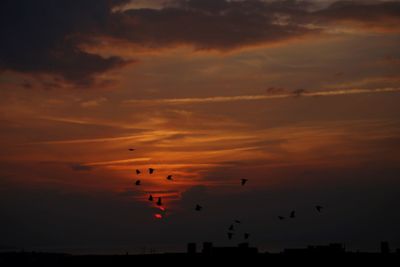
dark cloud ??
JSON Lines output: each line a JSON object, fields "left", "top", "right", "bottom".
{"left": 1, "top": 160, "right": 400, "bottom": 252}
{"left": 0, "top": 0, "right": 129, "bottom": 86}
{"left": 118, "top": 188, "right": 179, "bottom": 197}
{"left": 0, "top": 187, "right": 156, "bottom": 250}
{"left": 314, "top": 1, "right": 400, "bottom": 25}
{"left": 106, "top": 0, "right": 400, "bottom": 51}
{"left": 172, "top": 164, "right": 400, "bottom": 251}
{"left": 69, "top": 163, "right": 93, "bottom": 171}
{"left": 1, "top": 0, "right": 399, "bottom": 85}
{"left": 110, "top": 0, "right": 317, "bottom": 50}
{"left": 117, "top": 188, "right": 142, "bottom": 197}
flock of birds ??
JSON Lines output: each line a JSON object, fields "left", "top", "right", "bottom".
{"left": 278, "top": 205, "right": 323, "bottom": 220}
{"left": 128, "top": 148, "right": 324, "bottom": 241}
{"left": 133, "top": 166, "right": 194, "bottom": 209}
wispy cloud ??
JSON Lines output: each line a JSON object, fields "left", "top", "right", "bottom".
{"left": 28, "top": 130, "right": 189, "bottom": 145}
{"left": 85, "top": 158, "right": 151, "bottom": 166}
{"left": 69, "top": 163, "right": 93, "bottom": 171}
{"left": 38, "top": 116, "right": 140, "bottom": 129}
{"left": 80, "top": 97, "right": 108, "bottom": 108}
{"left": 124, "top": 87, "right": 400, "bottom": 105}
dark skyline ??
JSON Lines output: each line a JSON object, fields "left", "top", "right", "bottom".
{"left": 1, "top": 0, "right": 400, "bottom": 254}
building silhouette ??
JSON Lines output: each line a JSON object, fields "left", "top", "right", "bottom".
{"left": 283, "top": 243, "right": 345, "bottom": 255}
{"left": 189, "top": 242, "right": 258, "bottom": 255}
{"left": 1, "top": 240, "right": 400, "bottom": 265}
{"left": 381, "top": 241, "right": 390, "bottom": 254}
{"left": 187, "top": 243, "right": 196, "bottom": 254}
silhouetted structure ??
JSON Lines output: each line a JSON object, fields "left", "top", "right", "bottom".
{"left": 227, "top": 232, "right": 234, "bottom": 240}
{"left": 196, "top": 242, "right": 257, "bottom": 256}
{"left": 290, "top": 210, "right": 295, "bottom": 218}
{"left": 284, "top": 243, "right": 345, "bottom": 255}
{"left": 187, "top": 243, "right": 196, "bottom": 254}
{"left": 202, "top": 242, "right": 213, "bottom": 254}
{"left": 2, "top": 241, "right": 400, "bottom": 266}
{"left": 381, "top": 241, "right": 390, "bottom": 254}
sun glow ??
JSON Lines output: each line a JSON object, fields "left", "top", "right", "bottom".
{"left": 159, "top": 206, "right": 166, "bottom": 212}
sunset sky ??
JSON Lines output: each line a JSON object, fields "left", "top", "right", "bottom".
{"left": 1, "top": 0, "right": 400, "bottom": 253}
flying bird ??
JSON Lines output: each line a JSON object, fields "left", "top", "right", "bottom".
{"left": 316, "top": 205, "right": 323, "bottom": 213}
{"left": 148, "top": 195, "right": 153, "bottom": 201}
{"left": 227, "top": 232, "right": 234, "bottom": 240}
{"left": 156, "top": 197, "right": 162, "bottom": 206}
{"left": 244, "top": 233, "right": 250, "bottom": 240}
{"left": 278, "top": 216, "right": 285, "bottom": 220}
{"left": 166, "top": 175, "right": 173, "bottom": 181}
{"left": 241, "top": 179, "right": 248, "bottom": 186}
{"left": 128, "top": 148, "right": 135, "bottom": 151}
{"left": 228, "top": 224, "right": 234, "bottom": 231}
{"left": 234, "top": 220, "right": 241, "bottom": 224}
{"left": 149, "top": 168, "right": 155, "bottom": 174}
{"left": 290, "top": 210, "right": 296, "bottom": 218}
{"left": 136, "top": 169, "right": 141, "bottom": 175}
{"left": 195, "top": 204, "right": 202, "bottom": 211}
{"left": 135, "top": 180, "right": 141, "bottom": 186}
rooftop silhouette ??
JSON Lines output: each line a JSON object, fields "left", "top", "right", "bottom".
{"left": 1, "top": 241, "right": 400, "bottom": 265}
{"left": 2, "top": 241, "right": 400, "bottom": 266}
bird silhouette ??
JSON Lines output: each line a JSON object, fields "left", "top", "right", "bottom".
{"left": 241, "top": 179, "right": 248, "bottom": 186}
{"left": 128, "top": 148, "right": 135, "bottom": 151}
{"left": 228, "top": 224, "right": 234, "bottom": 231}
{"left": 136, "top": 169, "right": 141, "bottom": 175}
{"left": 278, "top": 216, "right": 285, "bottom": 220}
{"left": 156, "top": 197, "right": 162, "bottom": 206}
{"left": 135, "top": 180, "right": 141, "bottom": 186}
{"left": 290, "top": 210, "right": 296, "bottom": 218}
{"left": 227, "top": 232, "right": 234, "bottom": 240}
{"left": 195, "top": 204, "right": 202, "bottom": 211}
{"left": 149, "top": 168, "right": 155, "bottom": 174}
{"left": 244, "top": 233, "right": 250, "bottom": 240}
{"left": 316, "top": 205, "right": 323, "bottom": 212}
{"left": 166, "top": 175, "right": 173, "bottom": 181}
{"left": 234, "top": 220, "right": 241, "bottom": 224}
{"left": 148, "top": 195, "right": 153, "bottom": 201}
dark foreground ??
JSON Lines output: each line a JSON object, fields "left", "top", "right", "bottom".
{"left": 1, "top": 252, "right": 400, "bottom": 266}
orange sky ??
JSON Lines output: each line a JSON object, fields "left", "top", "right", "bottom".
{"left": 1, "top": 0, "right": 400, "bottom": 252}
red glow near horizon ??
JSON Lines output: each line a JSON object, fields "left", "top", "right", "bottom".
{"left": 154, "top": 214, "right": 163, "bottom": 219}
{"left": 159, "top": 206, "right": 166, "bottom": 212}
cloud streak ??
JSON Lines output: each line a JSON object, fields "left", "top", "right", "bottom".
{"left": 85, "top": 157, "right": 152, "bottom": 166}
{"left": 124, "top": 87, "right": 400, "bottom": 105}
{"left": 27, "top": 130, "right": 189, "bottom": 145}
